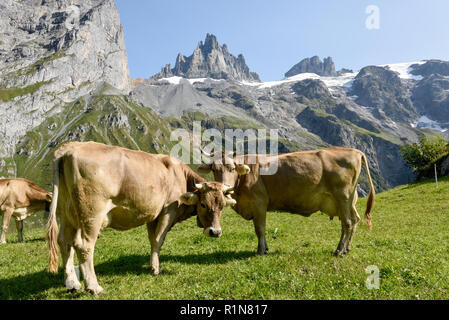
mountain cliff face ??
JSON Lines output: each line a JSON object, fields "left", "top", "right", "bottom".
{"left": 349, "top": 66, "right": 416, "bottom": 122}
{"left": 411, "top": 61, "right": 449, "bottom": 123}
{"left": 413, "top": 75, "right": 449, "bottom": 122}
{"left": 152, "top": 34, "right": 260, "bottom": 82}
{"left": 0, "top": 0, "right": 172, "bottom": 182}
{"left": 0, "top": 0, "right": 130, "bottom": 160}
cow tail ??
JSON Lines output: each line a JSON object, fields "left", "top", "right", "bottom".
{"left": 361, "top": 153, "right": 375, "bottom": 230}
{"left": 46, "top": 156, "right": 61, "bottom": 274}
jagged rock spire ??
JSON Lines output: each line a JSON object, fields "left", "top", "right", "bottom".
{"left": 153, "top": 34, "right": 260, "bottom": 82}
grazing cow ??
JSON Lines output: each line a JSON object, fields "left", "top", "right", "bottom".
{"left": 46, "top": 141, "right": 236, "bottom": 294}
{"left": 0, "top": 178, "right": 52, "bottom": 244}
{"left": 198, "top": 147, "right": 375, "bottom": 256}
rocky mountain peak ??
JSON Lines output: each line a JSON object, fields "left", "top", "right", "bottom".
{"left": 152, "top": 34, "right": 260, "bottom": 82}
{"left": 285, "top": 56, "right": 338, "bottom": 78}
{"left": 410, "top": 60, "right": 449, "bottom": 78}
{"left": 202, "top": 33, "right": 219, "bottom": 52}
{"left": 350, "top": 66, "right": 416, "bottom": 122}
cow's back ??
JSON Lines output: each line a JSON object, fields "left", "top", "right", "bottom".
{"left": 0, "top": 178, "right": 49, "bottom": 209}
{"left": 55, "top": 142, "right": 188, "bottom": 229}
{"left": 260, "top": 147, "right": 362, "bottom": 214}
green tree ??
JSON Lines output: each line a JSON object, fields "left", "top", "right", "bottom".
{"left": 400, "top": 135, "right": 449, "bottom": 175}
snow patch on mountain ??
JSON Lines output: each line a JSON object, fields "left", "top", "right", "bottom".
{"left": 412, "top": 116, "right": 448, "bottom": 132}
{"left": 241, "top": 72, "right": 358, "bottom": 89}
{"left": 240, "top": 61, "right": 427, "bottom": 91}
{"left": 380, "top": 61, "right": 426, "bottom": 81}
{"left": 158, "top": 76, "right": 224, "bottom": 85}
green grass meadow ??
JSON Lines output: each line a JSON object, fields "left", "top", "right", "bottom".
{"left": 1, "top": 178, "right": 449, "bottom": 300}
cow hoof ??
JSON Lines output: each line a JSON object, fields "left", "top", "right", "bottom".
{"left": 86, "top": 285, "right": 105, "bottom": 295}
{"left": 333, "top": 250, "right": 344, "bottom": 257}
{"left": 150, "top": 267, "right": 160, "bottom": 275}
{"left": 66, "top": 280, "right": 82, "bottom": 292}
{"left": 256, "top": 246, "right": 269, "bottom": 256}
{"left": 67, "top": 287, "right": 82, "bottom": 293}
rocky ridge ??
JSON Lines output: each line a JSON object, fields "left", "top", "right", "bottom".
{"left": 152, "top": 33, "right": 260, "bottom": 82}
{"left": 132, "top": 48, "right": 449, "bottom": 191}
{"left": 285, "top": 56, "right": 338, "bottom": 78}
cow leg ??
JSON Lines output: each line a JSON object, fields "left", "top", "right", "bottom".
{"left": 0, "top": 208, "right": 14, "bottom": 244}
{"left": 15, "top": 219, "right": 24, "bottom": 243}
{"left": 73, "top": 228, "right": 102, "bottom": 294}
{"left": 344, "top": 199, "right": 361, "bottom": 254}
{"left": 72, "top": 207, "right": 109, "bottom": 294}
{"left": 59, "top": 219, "right": 82, "bottom": 291}
{"left": 334, "top": 221, "right": 347, "bottom": 256}
{"left": 253, "top": 210, "right": 268, "bottom": 255}
{"left": 146, "top": 211, "right": 175, "bottom": 275}
{"left": 334, "top": 200, "right": 353, "bottom": 257}
{"left": 73, "top": 197, "right": 115, "bottom": 294}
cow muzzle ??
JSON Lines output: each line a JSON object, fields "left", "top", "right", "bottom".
{"left": 204, "top": 227, "right": 222, "bottom": 238}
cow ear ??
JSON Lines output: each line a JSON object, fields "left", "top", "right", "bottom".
{"left": 180, "top": 192, "right": 199, "bottom": 206}
{"left": 236, "top": 164, "right": 251, "bottom": 175}
{"left": 197, "top": 164, "right": 212, "bottom": 174}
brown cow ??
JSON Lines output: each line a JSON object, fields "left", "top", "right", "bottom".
{"left": 0, "top": 178, "right": 52, "bottom": 244}
{"left": 46, "top": 141, "right": 236, "bottom": 294}
{"left": 198, "top": 147, "right": 375, "bottom": 256}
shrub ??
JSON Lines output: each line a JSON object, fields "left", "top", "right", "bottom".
{"left": 400, "top": 135, "right": 449, "bottom": 178}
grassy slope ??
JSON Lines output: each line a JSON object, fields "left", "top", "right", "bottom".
{"left": 8, "top": 94, "right": 173, "bottom": 189}
{"left": 1, "top": 178, "right": 448, "bottom": 300}
{"left": 0, "top": 81, "right": 52, "bottom": 102}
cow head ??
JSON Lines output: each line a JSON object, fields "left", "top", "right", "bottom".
{"left": 197, "top": 150, "right": 251, "bottom": 186}
{"left": 180, "top": 182, "right": 236, "bottom": 237}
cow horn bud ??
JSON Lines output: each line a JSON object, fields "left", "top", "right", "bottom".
{"left": 195, "top": 183, "right": 205, "bottom": 190}
{"left": 222, "top": 184, "right": 234, "bottom": 193}
{"left": 200, "top": 147, "right": 214, "bottom": 158}
{"left": 225, "top": 195, "right": 237, "bottom": 207}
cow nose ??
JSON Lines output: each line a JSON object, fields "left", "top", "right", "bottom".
{"left": 205, "top": 227, "right": 222, "bottom": 238}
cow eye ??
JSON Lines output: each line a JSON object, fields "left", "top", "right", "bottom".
{"left": 200, "top": 203, "right": 206, "bottom": 209}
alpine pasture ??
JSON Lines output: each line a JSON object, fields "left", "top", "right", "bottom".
{"left": 1, "top": 178, "right": 448, "bottom": 300}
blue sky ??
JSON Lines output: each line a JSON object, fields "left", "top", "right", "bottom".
{"left": 115, "top": 0, "right": 449, "bottom": 81}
